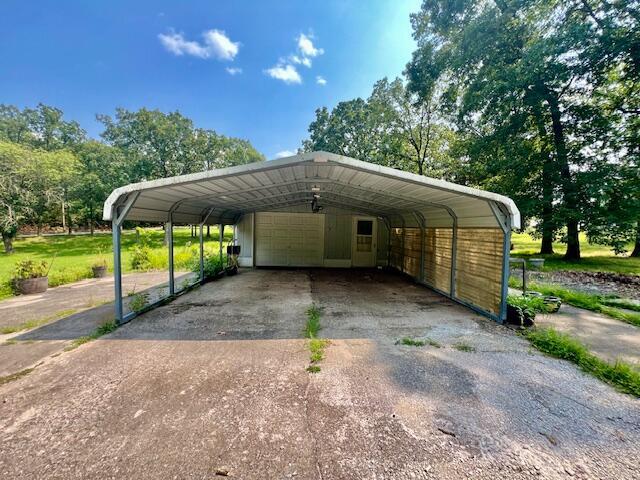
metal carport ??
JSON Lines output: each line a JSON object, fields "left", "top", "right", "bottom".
{"left": 103, "top": 151, "right": 520, "bottom": 324}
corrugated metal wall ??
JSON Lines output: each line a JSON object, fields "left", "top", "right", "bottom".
{"left": 455, "top": 229, "right": 503, "bottom": 316}
{"left": 424, "top": 228, "right": 453, "bottom": 294}
{"left": 389, "top": 226, "right": 504, "bottom": 318}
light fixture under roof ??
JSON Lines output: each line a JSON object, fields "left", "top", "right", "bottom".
{"left": 311, "top": 185, "right": 320, "bottom": 192}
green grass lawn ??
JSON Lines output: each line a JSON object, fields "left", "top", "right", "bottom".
{"left": 511, "top": 232, "right": 639, "bottom": 275}
{"left": 0, "top": 227, "right": 230, "bottom": 301}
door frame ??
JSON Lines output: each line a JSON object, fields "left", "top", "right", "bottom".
{"left": 351, "top": 216, "right": 377, "bottom": 267}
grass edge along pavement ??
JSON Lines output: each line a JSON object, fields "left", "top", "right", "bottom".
{"left": 509, "top": 279, "right": 640, "bottom": 328}
{"left": 523, "top": 327, "right": 640, "bottom": 397}
{"left": 304, "top": 304, "right": 328, "bottom": 373}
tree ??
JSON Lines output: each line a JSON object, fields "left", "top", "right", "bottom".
{"left": 0, "top": 142, "right": 31, "bottom": 252}
{"left": 98, "top": 108, "right": 198, "bottom": 181}
{"left": 0, "top": 103, "right": 86, "bottom": 151}
{"left": 303, "top": 79, "right": 457, "bottom": 178}
{"left": 72, "top": 141, "right": 130, "bottom": 235}
{"left": 405, "top": 0, "right": 633, "bottom": 260}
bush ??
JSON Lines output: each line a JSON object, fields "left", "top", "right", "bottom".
{"left": 507, "top": 294, "right": 549, "bottom": 313}
{"left": 13, "top": 259, "right": 48, "bottom": 280}
{"left": 190, "top": 251, "right": 224, "bottom": 278}
{"left": 130, "top": 245, "right": 153, "bottom": 271}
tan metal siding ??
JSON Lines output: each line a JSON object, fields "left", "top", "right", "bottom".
{"left": 455, "top": 228, "right": 504, "bottom": 316}
{"left": 390, "top": 228, "right": 403, "bottom": 270}
{"left": 423, "top": 228, "right": 452, "bottom": 294}
{"left": 402, "top": 228, "right": 422, "bottom": 278}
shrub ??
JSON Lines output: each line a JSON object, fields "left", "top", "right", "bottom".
{"left": 130, "top": 245, "right": 153, "bottom": 271}
{"left": 13, "top": 259, "right": 48, "bottom": 280}
{"left": 190, "top": 251, "right": 224, "bottom": 278}
{"left": 507, "top": 294, "right": 549, "bottom": 313}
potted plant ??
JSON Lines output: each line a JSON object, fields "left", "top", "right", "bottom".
{"left": 12, "top": 259, "right": 50, "bottom": 295}
{"left": 92, "top": 250, "right": 108, "bottom": 278}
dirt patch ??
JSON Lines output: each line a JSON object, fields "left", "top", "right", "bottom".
{"left": 511, "top": 269, "right": 640, "bottom": 300}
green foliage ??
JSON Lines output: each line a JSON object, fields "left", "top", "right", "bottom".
{"left": 65, "top": 320, "right": 118, "bottom": 351}
{"left": 303, "top": 78, "right": 458, "bottom": 178}
{"left": 306, "top": 365, "right": 321, "bottom": 373}
{"left": 396, "top": 337, "right": 426, "bottom": 347}
{"left": 12, "top": 259, "right": 48, "bottom": 280}
{"left": 130, "top": 245, "right": 153, "bottom": 271}
{"left": 453, "top": 342, "right": 475, "bottom": 353}
{"left": 524, "top": 328, "right": 640, "bottom": 397}
{"left": 507, "top": 295, "right": 550, "bottom": 314}
{"left": 601, "top": 299, "right": 640, "bottom": 313}
{"left": 511, "top": 232, "right": 639, "bottom": 275}
{"left": 405, "top": 0, "right": 640, "bottom": 260}
{"left": 128, "top": 292, "right": 149, "bottom": 313}
{"left": 309, "top": 338, "right": 329, "bottom": 363}
{"left": 524, "top": 282, "right": 640, "bottom": 328}
{"left": 303, "top": 305, "right": 322, "bottom": 339}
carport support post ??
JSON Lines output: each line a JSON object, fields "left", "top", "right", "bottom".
{"left": 111, "top": 192, "right": 139, "bottom": 324}
{"left": 168, "top": 215, "right": 175, "bottom": 295}
{"left": 489, "top": 201, "right": 511, "bottom": 323}
{"left": 198, "top": 208, "right": 215, "bottom": 283}
{"left": 219, "top": 224, "right": 224, "bottom": 267}
{"left": 414, "top": 212, "right": 426, "bottom": 282}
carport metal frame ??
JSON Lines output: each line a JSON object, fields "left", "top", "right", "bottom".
{"left": 106, "top": 152, "right": 519, "bottom": 325}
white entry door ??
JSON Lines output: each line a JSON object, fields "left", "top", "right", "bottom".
{"left": 352, "top": 217, "right": 377, "bottom": 267}
{"left": 255, "top": 212, "right": 325, "bottom": 267}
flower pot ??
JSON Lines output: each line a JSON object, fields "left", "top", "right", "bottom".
{"left": 92, "top": 265, "right": 108, "bottom": 278}
{"left": 16, "top": 276, "right": 48, "bottom": 295}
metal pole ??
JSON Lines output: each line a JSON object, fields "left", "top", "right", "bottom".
{"left": 110, "top": 192, "right": 139, "bottom": 324}
{"left": 199, "top": 222, "right": 205, "bottom": 282}
{"left": 112, "top": 220, "right": 123, "bottom": 323}
{"left": 168, "top": 217, "right": 175, "bottom": 295}
{"left": 450, "top": 216, "right": 458, "bottom": 297}
{"left": 219, "top": 224, "right": 224, "bottom": 266}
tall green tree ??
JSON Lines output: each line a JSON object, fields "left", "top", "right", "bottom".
{"left": 405, "top": 0, "right": 636, "bottom": 260}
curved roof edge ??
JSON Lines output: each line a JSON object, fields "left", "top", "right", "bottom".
{"left": 103, "top": 151, "right": 520, "bottom": 229}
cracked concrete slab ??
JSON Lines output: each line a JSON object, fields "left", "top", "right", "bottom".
{"left": 0, "top": 268, "right": 638, "bottom": 479}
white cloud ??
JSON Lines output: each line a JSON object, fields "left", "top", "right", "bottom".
{"left": 316, "top": 75, "right": 327, "bottom": 86}
{"left": 226, "top": 67, "right": 242, "bottom": 75}
{"left": 158, "top": 29, "right": 239, "bottom": 60}
{"left": 265, "top": 64, "right": 302, "bottom": 84}
{"left": 298, "top": 33, "right": 324, "bottom": 58}
{"left": 275, "top": 150, "right": 296, "bottom": 158}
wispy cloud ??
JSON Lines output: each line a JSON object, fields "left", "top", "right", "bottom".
{"left": 275, "top": 150, "right": 296, "bottom": 158}
{"left": 159, "top": 29, "right": 239, "bottom": 60}
{"left": 226, "top": 67, "right": 242, "bottom": 75}
{"left": 316, "top": 76, "right": 327, "bottom": 86}
{"left": 265, "top": 63, "right": 302, "bottom": 84}
{"left": 298, "top": 33, "right": 324, "bottom": 58}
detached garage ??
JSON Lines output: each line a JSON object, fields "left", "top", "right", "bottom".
{"left": 103, "top": 151, "right": 520, "bottom": 324}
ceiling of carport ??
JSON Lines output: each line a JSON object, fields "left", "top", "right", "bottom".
{"left": 103, "top": 152, "right": 520, "bottom": 229}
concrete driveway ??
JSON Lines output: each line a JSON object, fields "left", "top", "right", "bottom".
{"left": 1, "top": 269, "right": 638, "bottom": 479}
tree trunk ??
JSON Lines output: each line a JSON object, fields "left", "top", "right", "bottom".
{"left": 2, "top": 233, "right": 14, "bottom": 254}
{"left": 631, "top": 223, "right": 640, "bottom": 257}
{"left": 89, "top": 205, "right": 95, "bottom": 236}
{"left": 163, "top": 223, "right": 170, "bottom": 246}
{"left": 544, "top": 87, "right": 580, "bottom": 260}
{"left": 37, "top": 223, "right": 42, "bottom": 236}
{"left": 206, "top": 225, "right": 210, "bottom": 238}
{"left": 532, "top": 104, "right": 555, "bottom": 255}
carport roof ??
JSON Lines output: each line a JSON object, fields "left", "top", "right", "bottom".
{"left": 103, "top": 151, "right": 520, "bottom": 229}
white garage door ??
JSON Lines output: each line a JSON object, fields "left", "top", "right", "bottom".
{"left": 255, "top": 212, "right": 325, "bottom": 267}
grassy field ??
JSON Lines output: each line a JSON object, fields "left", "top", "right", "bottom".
{"left": 0, "top": 227, "right": 229, "bottom": 300}
{"left": 511, "top": 232, "right": 639, "bottom": 275}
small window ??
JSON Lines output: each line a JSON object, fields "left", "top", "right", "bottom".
{"left": 357, "top": 220, "right": 373, "bottom": 236}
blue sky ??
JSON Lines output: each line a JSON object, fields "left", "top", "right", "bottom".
{"left": 0, "top": 0, "right": 420, "bottom": 159}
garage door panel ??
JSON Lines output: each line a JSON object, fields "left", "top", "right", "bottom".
{"left": 256, "top": 212, "right": 325, "bottom": 267}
